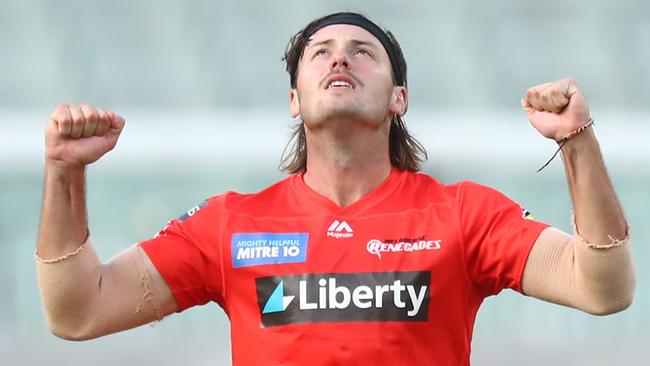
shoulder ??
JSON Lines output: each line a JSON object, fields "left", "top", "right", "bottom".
{"left": 400, "top": 170, "right": 468, "bottom": 201}
{"left": 451, "top": 180, "right": 515, "bottom": 205}
{"left": 218, "top": 175, "right": 298, "bottom": 216}
{"left": 400, "top": 171, "right": 513, "bottom": 209}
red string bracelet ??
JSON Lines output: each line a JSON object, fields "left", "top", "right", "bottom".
{"left": 536, "top": 118, "right": 594, "bottom": 172}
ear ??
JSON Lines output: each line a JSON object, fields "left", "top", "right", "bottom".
{"left": 388, "top": 86, "right": 408, "bottom": 116}
{"left": 289, "top": 89, "right": 301, "bottom": 118}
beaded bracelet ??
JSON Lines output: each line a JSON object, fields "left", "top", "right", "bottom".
{"left": 572, "top": 214, "right": 631, "bottom": 249}
{"left": 536, "top": 118, "right": 595, "bottom": 172}
{"left": 34, "top": 241, "right": 87, "bottom": 263}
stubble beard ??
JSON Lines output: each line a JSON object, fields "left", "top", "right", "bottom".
{"left": 303, "top": 99, "right": 384, "bottom": 134}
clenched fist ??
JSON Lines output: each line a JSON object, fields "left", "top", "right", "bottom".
{"left": 45, "top": 103, "right": 125, "bottom": 167}
{"left": 521, "top": 78, "right": 591, "bottom": 142}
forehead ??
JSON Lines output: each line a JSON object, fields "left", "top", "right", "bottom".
{"left": 307, "top": 24, "right": 383, "bottom": 49}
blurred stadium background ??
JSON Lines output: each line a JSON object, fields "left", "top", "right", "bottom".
{"left": 1, "top": 0, "right": 648, "bottom": 365}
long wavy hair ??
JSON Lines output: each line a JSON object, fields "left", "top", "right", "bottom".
{"left": 280, "top": 12, "right": 427, "bottom": 174}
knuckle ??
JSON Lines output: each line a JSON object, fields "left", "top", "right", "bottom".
{"left": 86, "top": 110, "right": 99, "bottom": 121}
{"left": 51, "top": 104, "right": 68, "bottom": 118}
{"left": 72, "top": 115, "right": 85, "bottom": 125}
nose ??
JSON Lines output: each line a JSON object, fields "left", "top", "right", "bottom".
{"left": 330, "top": 50, "right": 350, "bottom": 70}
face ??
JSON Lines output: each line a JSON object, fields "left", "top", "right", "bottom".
{"left": 289, "top": 24, "right": 407, "bottom": 131}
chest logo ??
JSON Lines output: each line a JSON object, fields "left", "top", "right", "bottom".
{"left": 366, "top": 238, "right": 442, "bottom": 259}
{"left": 327, "top": 220, "right": 354, "bottom": 239}
{"left": 256, "top": 271, "right": 430, "bottom": 327}
{"left": 231, "top": 232, "right": 309, "bottom": 268}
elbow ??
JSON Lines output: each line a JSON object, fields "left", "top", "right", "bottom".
{"left": 583, "top": 295, "right": 634, "bottom": 316}
{"left": 582, "top": 277, "right": 636, "bottom": 316}
{"left": 45, "top": 316, "right": 99, "bottom": 341}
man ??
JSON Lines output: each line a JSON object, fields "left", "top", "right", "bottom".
{"left": 36, "top": 12, "right": 635, "bottom": 365}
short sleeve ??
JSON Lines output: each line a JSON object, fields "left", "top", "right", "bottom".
{"left": 139, "top": 197, "right": 225, "bottom": 311}
{"left": 456, "top": 181, "right": 549, "bottom": 297}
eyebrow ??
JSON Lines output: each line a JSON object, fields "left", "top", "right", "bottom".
{"left": 306, "top": 38, "right": 380, "bottom": 49}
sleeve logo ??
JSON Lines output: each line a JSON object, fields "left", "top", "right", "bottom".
{"left": 178, "top": 199, "right": 209, "bottom": 221}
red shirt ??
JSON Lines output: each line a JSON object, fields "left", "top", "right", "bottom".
{"left": 140, "top": 169, "right": 548, "bottom": 365}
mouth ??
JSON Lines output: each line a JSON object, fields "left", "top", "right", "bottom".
{"left": 326, "top": 80, "right": 353, "bottom": 89}
{"left": 324, "top": 74, "right": 357, "bottom": 90}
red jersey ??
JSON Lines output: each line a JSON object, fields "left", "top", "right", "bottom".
{"left": 140, "top": 169, "right": 548, "bottom": 365}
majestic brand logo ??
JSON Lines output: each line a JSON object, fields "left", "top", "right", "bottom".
{"left": 256, "top": 271, "right": 430, "bottom": 327}
{"left": 327, "top": 220, "right": 354, "bottom": 239}
{"left": 232, "top": 233, "right": 309, "bottom": 268}
{"left": 366, "top": 238, "right": 442, "bottom": 259}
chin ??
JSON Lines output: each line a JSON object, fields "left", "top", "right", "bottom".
{"left": 307, "top": 111, "right": 383, "bottom": 133}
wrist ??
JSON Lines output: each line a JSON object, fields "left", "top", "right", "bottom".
{"left": 45, "top": 158, "right": 87, "bottom": 174}
{"left": 536, "top": 118, "right": 596, "bottom": 172}
{"left": 560, "top": 127, "right": 598, "bottom": 156}
{"left": 44, "top": 160, "right": 87, "bottom": 184}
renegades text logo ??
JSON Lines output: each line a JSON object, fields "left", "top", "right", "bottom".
{"left": 366, "top": 237, "right": 442, "bottom": 259}
{"left": 256, "top": 271, "right": 430, "bottom": 327}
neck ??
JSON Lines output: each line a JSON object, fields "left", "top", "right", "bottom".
{"left": 303, "top": 121, "right": 392, "bottom": 207}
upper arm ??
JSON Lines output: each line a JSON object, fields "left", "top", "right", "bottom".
{"left": 83, "top": 245, "right": 178, "bottom": 339}
{"left": 138, "top": 246, "right": 179, "bottom": 316}
{"left": 521, "top": 226, "right": 635, "bottom": 315}
{"left": 521, "top": 227, "right": 577, "bottom": 308}
{"left": 38, "top": 242, "right": 178, "bottom": 341}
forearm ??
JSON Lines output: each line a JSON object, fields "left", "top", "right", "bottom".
{"left": 36, "top": 162, "right": 100, "bottom": 338}
{"left": 37, "top": 162, "right": 88, "bottom": 258}
{"left": 561, "top": 127, "right": 627, "bottom": 242}
{"left": 561, "top": 128, "right": 635, "bottom": 312}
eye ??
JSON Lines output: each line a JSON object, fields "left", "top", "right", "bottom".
{"left": 313, "top": 49, "right": 328, "bottom": 58}
{"left": 355, "top": 48, "right": 371, "bottom": 56}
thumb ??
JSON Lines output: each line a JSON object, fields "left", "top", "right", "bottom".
{"left": 563, "top": 80, "right": 579, "bottom": 99}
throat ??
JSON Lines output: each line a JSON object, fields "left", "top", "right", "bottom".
{"left": 302, "top": 117, "right": 392, "bottom": 207}
{"left": 303, "top": 160, "right": 391, "bottom": 208}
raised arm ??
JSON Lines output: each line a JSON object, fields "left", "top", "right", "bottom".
{"left": 36, "top": 103, "right": 177, "bottom": 340}
{"left": 519, "top": 79, "right": 635, "bottom": 315}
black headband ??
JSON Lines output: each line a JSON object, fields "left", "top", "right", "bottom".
{"left": 302, "top": 13, "right": 405, "bottom": 86}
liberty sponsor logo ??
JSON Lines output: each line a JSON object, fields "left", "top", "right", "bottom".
{"left": 232, "top": 233, "right": 309, "bottom": 268}
{"left": 327, "top": 220, "right": 353, "bottom": 238}
{"left": 256, "top": 271, "right": 430, "bottom": 327}
{"left": 366, "top": 236, "right": 442, "bottom": 259}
